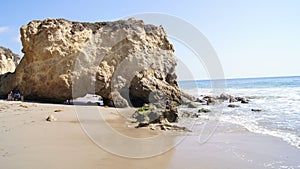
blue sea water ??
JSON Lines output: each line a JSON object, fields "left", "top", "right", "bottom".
{"left": 179, "top": 76, "right": 300, "bottom": 89}
{"left": 178, "top": 76, "right": 300, "bottom": 148}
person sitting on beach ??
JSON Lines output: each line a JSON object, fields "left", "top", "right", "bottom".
{"left": 7, "top": 91, "right": 13, "bottom": 101}
{"left": 13, "top": 90, "right": 21, "bottom": 101}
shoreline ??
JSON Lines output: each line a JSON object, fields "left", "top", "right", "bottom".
{"left": 1, "top": 100, "right": 300, "bottom": 169}
{"left": 219, "top": 117, "right": 300, "bottom": 150}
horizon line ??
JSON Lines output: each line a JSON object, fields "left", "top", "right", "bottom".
{"left": 178, "top": 74, "right": 300, "bottom": 82}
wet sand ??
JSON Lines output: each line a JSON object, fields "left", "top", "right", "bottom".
{"left": 0, "top": 100, "right": 299, "bottom": 169}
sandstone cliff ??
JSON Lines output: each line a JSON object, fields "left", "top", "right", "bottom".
{"left": 0, "top": 18, "right": 183, "bottom": 107}
{"left": 0, "top": 46, "right": 19, "bottom": 75}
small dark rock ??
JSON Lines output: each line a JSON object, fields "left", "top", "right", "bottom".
{"left": 195, "top": 98, "right": 206, "bottom": 103}
{"left": 181, "top": 111, "right": 199, "bottom": 118}
{"left": 241, "top": 100, "right": 249, "bottom": 104}
{"left": 228, "top": 104, "right": 240, "bottom": 108}
{"left": 236, "top": 97, "right": 250, "bottom": 104}
{"left": 251, "top": 109, "right": 262, "bottom": 112}
{"left": 235, "top": 97, "right": 243, "bottom": 101}
{"left": 148, "top": 111, "right": 160, "bottom": 123}
{"left": 164, "top": 104, "right": 178, "bottom": 122}
{"left": 131, "top": 111, "right": 145, "bottom": 122}
{"left": 229, "top": 97, "right": 238, "bottom": 102}
{"left": 191, "top": 113, "right": 200, "bottom": 118}
{"left": 203, "top": 95, "right": 216, "bottom": 99}
{"left": 198, "top": 108, "right": 211, "bottom": 113}
{"left": 135, "top": 122, "right": 149, "bottom": 128}
{"left": 181, "top": 111, "right": 191, "bottom": 118}
{"left": 187, "top": 102, "right": 199, "bottom": 108}
{"left": 208, "top": 98, "right": 219, "bottom": 105}
{"left": 46, "top": 114, "right": 56, "bottom": 122}
{"left": 218, "top": 93, "right": 233, "bottom": 100}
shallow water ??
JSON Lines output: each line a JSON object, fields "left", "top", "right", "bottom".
{"left": 179, "top": 76, "right": 300, "bottom": 149}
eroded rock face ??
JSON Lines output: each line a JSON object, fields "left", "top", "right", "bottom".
{"left": 0, "top": 18, "right": 183, "bottom": 106}
{"left": 0, "top": 46, "right": 19, "bottom": 75}
{"left": 0, "top": 47, "right": 19, "bottom": 95}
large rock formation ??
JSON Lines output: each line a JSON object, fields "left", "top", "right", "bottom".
{"left": 0, "top": 46, "right": 19, "bottom": 75}
{"left": 0, "top": 18, "right": 183, "bottom": 107}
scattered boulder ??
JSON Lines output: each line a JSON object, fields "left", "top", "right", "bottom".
{"left": 131, "top": 111, "right": 147, "bottom": 123}
{"left": 191, "top": 113, "right": 200, "bottom": 118}
{"left": 228, "top": 104, "right": 240, "bottom": 108}
{"left": 147, "top": 122, "right": 191, "bottom": 132}
{"left": 135, "top": 122, "right": 150, "bottom": 128}
{"left": 131, "top": 102, "right": 180, "bottom": 130}
{"left": 148, "top": 111, "right": 161, "bottom": 123}
{"left": 203, "top": 96, "right": 216, "bottom": 100}
{"left": 201, "top": 95, "right": 221, "bottom": 105}
{"left": 206, "top": 97, "right": 218, "bottom": 105}
{"left": 46, "top": 114, "right": 57, "bottom": 122}
{"left": 198, "top": 108, "right": 211, "bottom": 113}
{"left": 236, "top": 97, "right": 250, "bottom": 104}
{"left": 217, "top": 93, "right": 233, "bottom": 101}
{"left": 19, "top": 104, "right": 28, "bottom": 108}
{"left": 181, "top": 111, "right": 191, "bottom": 118}
{"left": 217, "top": 93, "right": 241, "bottom": 103}
{"left": 229, "top": 97, "right": 238, "bottom": 102}
{"left": 132, "top": 105, "right": 161, "bottom": 123}
{"left": 241, "top": 99, "right": 249, "bottom": 104}
{"left": 251, "top": 108, "right": 262, "bottom": 112}
{"left": 187, "top": 102, "right": 199, "bottom": 108}
{"left": 181, "top": 111, "right": 199, "bottom": 118}
{"left": 195, "top": 97, "right": 206, "bottom": 103}
{"left": 198, "top": 94, "right": 251, "bottom": 105}
{"left": 163, "top": 104, "right": 179, "bottom": 123}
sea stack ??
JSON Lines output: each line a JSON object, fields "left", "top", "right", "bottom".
{"left": 0, "top": 18, "right": 183, "bottom": 107}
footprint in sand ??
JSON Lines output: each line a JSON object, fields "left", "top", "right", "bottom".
{"left": 0, "top": 148, "right": 8, "bottom": 158}
{"left": 1, "top": 152, "right": 9, "bottom": 157}
{"left": 4, "top": 128, "right": 11, "bottom": 132}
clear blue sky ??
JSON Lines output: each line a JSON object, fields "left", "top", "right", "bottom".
{"left": 0, "top": 0, "right": 299, "bottom": 80}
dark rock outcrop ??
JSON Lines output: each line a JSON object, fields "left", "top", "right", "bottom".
{"left": 196, "top": 94, "right": 251, "bottom": 105}
{"left": 132, "top": 103, "right": 178, "bottom": 125}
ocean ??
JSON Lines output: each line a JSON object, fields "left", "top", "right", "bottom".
{"left": 178, "top": 76, "right": 300, "bottom": 148}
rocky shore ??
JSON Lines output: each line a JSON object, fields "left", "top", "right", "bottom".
{"left": 126, "top": 91, "right": 258, "bottom": 131}
{"left": 0, "top": 18, "right": 203, "bottom": 131}
{"left": 1, "top": 18, "right": 263, "bottom": 132}
{"left": 0, "top": 18, "right": 258, "bottom": 131}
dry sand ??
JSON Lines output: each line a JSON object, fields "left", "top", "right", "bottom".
{"left": 0, "top": 100, "right": 299, "bottom": 169}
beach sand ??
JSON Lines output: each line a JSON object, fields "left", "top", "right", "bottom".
{"left": 0, "top": 100, "right": 299, "bottom": 169}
